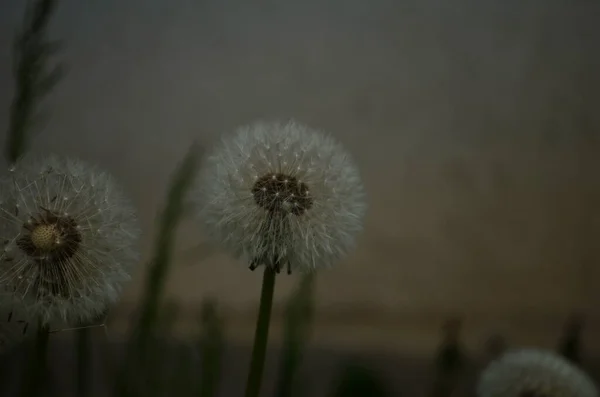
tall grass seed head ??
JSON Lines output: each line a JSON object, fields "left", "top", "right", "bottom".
{"left": 477, "top": 348, "right": 598, "bottom": 397}
{"left": 193, "top": 120, "right": 366, "bottom": 274}
{"left": 0, "top": 155, "right": 141, "bottom": 325}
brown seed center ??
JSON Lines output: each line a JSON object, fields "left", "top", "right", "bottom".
{"left": 16, "top": 208, "right": 83, "bottom": 299}
{"left": 30, "top": 224, "right": 60, "bottom": 251}
{"left": 17, "top": 207, "right": 82, "bottom": 262}
{"left": 251, "top": 173, "right": 313, "bottom": 216}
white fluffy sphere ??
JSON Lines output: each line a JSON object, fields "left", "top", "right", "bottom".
{"left": 193, "top": 120, "right": 366, "bottom": 274}
{"left": 0, "top": 155, "right": 141, "bottom": 325}
{"left": 477, "top": 348, "right": 598, "bottom": 397}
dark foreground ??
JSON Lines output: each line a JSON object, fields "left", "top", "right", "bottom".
{"left": 1, "top": 330, "right": 599, "bottom": 397}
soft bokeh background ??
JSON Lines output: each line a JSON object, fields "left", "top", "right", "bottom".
{"left": 1, "top": 0, "right": 600, "bottom": 359}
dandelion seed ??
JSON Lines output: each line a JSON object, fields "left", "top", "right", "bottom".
{"left": 0, "top": 155, "right": 141, "bottom": 325}
{"left": 0, "top": 305, "right": 31, "bottom": 354}
{"left": 477, "top": 348, "right": 598, "bottom": 397}
{"left": 192, "top": 120, "right": 366, "bottom": 274}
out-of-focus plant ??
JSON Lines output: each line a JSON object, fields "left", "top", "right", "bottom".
{"left": 114, "top": 145, "right": 200, "bottom": 396}
{"left": 2, "top": 1, "right": 59, "bottom": 396}
{"left": 274, "top": 272, "right": 315, "bottom": 397}
{"left": 330, "top": 362, "right": 390, "bottom": 397}
{"left": 169, "top": 338, "right": 195, "bottom": 397}
{"left": 557, "top": 313, "right": 584, "bottom": 365}
{"left": 431, "top": 318, "right": 466, "bottom": 397}
{"left": 196, "top": 298, "right": 224, "bottom": 397}
{"left": 5, "top": 0, "right": 64, "bottom": 166}
{"left": 147, "top": 301, "right": 181, "bottom": 397}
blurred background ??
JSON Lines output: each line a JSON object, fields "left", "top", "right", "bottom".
{"left": 1, "top": 0, "right": 600, "bottom": 395}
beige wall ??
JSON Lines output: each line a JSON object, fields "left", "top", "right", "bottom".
{"left": 1, "top": 0, "right": 599, "bottom": 334}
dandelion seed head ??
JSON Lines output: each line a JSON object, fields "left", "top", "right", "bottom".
{"left": 193, "top": 120, "right": 366, "bottom": 273}
{"left": 477, "top": 349, "right": 598, "bottom": 397}
{"left": 0, "top": 155, "right": 141, "bottom": 325}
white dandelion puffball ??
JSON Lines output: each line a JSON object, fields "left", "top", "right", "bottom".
{"left": 0, "top": 155, "right": 141, "bottom": 325}
{"left": 477, "top": 348, "right": 598, "bottom": 397}
{"left": 193, "top": 120, "right": 366, "bottom": 274}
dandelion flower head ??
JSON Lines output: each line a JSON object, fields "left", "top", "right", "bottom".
{"left": 193, "top": 120, "right": 366, "bottom": 274}
{"left": 477, "top": 348, "right": 598, "bottom": 397}
{"left": 0, "top": 155, "right": 140, "bottom": 325}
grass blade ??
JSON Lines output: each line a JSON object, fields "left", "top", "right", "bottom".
{"left": 274, "top": 273, "right": 315, "bottom": 397}
{"left": 197, "top": 298, "right": 224, "bottom": 397}
{"left": 115, "top": 144, "right": 201, "bottom": 396}
{"left": 147, "top": 302, "right": 181, "bottom": 397}
{"left": 6, "top": 0, "right": 64, "bottom": 165}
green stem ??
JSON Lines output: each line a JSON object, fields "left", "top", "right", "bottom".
{"left": 244, "top": 267, "right": 277, "bottom": 397}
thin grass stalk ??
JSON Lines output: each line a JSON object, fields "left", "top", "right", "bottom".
{"left": 18, "top": 323, "right": 50, "bottom": 397}
{"left": 135, "top": 146, "right": 199, "bottom": 353}
{"left": 244, "top": 266, "right": 277, "bottom": 397}
{"left": 115, "top": 145, "right": 200, "bottom": 396}
{"left": 198, "top": 299, "right": 224, "bottom": 397}
{"left": 274, "top": 273, "right": 315, "bottom": 397}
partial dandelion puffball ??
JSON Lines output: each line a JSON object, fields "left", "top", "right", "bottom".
{"left": 477, "top": 348, "right": 598, "bottom": 397}
{"left": 193, "top": 120, "right": 366, "bottom": 274}
{"left": 0, "top": 155, "right": 140, "bottom": 325}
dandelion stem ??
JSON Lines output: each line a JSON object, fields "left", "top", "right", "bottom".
{"left": 18, "top": 323, "right": 50, "bottom": 397}
{"left": 244, "top": 266, "right": 277, "bottom": 397}
{"left": 76, "top": 327, "right": 91, "bottom": 397}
